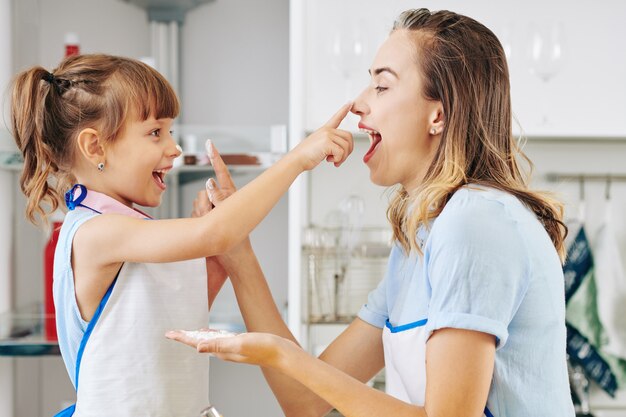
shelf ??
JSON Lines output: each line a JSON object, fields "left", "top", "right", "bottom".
{"left": 170, "top": 162, "right": 270, "bottom": 187}
{"left": 0, "top": 311, "right": 59, "bottom": 356}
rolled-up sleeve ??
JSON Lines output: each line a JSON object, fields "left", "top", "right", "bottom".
{"left": 424, "top": 194, "right": 530, "bottom": 349}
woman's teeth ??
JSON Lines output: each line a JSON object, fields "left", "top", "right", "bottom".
{"left": 362, "top": 128, "right": 383, "bottom": 163}
{"left": 360, "top": 127, "right": 381, "bottom": 142}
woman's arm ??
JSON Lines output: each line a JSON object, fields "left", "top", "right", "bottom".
{"left": 215, "top": 242, "right": 386, "bottom": 416}
{"left": 191, "top": 186, "right": 230, "bottom": 309}
{"left": 170, "top": 322, "right": 495, "bottom": 417}
{"left": 171, "top": 236, "right": 495, "bottom": 416}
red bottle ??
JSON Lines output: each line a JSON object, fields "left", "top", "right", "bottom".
{"left": 44, "top": 222, "right": 62, "bottom": 341}
{"left": 64, "top": 32, "right": 80, "bottom": 57}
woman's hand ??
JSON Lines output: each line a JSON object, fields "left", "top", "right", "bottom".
{"left": 191, "top": 186, "right": 228, "bottom": 307}
{"left": 203, "top": 143, "right": 255, "bottom": 264}
{"left": 290, "top": 103, "right": 354, "bottom": 171}
{"left": 166, "top": 329, "right": 297, "bottom": 370}
{"left": 193, "top": 141, "right": 255, "bottom": 304}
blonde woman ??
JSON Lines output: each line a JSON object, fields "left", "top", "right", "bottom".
{"left": 170, "top": 8, "right": 574, "bottom": 417}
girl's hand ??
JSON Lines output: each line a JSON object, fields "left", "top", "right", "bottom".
{"left": 166, "top": 330, "right": 296, "bottom": 370}
{"left": 291, "top": 103, "right": 354, "bottom": 171}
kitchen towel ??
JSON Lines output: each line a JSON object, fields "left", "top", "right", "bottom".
{"left": 593, "top": 201, "right": 626, "bottom": 360}
{"left": 564, "top": 222, "right": 619, "bottom": 396}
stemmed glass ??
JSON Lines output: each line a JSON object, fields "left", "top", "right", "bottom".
{"left": 329, "top": 22, "right": 369, "bottom": 101}
{"left": 527, "top": 20, "right": 566, "bottom": 126}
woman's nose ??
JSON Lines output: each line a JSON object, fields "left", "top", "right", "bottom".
{"left": 350, "top": 88, "right": 369, "bottom": 116}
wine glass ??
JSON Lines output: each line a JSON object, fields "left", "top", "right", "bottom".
{"left": 328, "top": 22, "right": 369, "bottom": 101}
{"left": 527, "top": 20, "right": 566, "bottom": 126}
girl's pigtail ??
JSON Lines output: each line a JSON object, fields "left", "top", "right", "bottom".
{"left": 11, "top": 67, "right": 62, "bottom": 225}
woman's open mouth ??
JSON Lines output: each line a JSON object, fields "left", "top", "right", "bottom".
{"left": 360, "top": 124, "right": 382, "bottom": 163}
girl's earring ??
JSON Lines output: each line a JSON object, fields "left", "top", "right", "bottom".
{"left": 97, "top": 162, "right": 105, "bottom": 172}
{"left": 430, "top": 128, "right": 437, "bottom": 135}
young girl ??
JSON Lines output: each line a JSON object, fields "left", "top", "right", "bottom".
{"left": 10, "top": 53, "right": 353, "bottom": 417}
{"left": 169, "top": 8, "right": 576, "bottom": 417}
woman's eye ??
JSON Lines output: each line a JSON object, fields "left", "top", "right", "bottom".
{"left": 150, "top": 129, "right": 161, "bottom": 137}
{"left": 375, "top": 86, "right": 388, "bottom": 94}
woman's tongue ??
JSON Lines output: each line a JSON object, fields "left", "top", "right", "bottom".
{"left": 363, "top": 133, "right": 382, "bottom": 163}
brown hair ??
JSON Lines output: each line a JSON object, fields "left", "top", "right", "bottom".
{"left": 10, "top": 54, "right": 179, "bottom": 226}
{"left": 387, "top": 9, "right": 567, "bottom": 261}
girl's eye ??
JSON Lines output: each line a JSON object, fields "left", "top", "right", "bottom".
{"left": 375, "top": 86, "right": 388, "bottom": 94}
{"left": 150, "top": 129, "right": 161, "bottom": 137}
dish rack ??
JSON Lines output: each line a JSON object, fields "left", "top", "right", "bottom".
{"left": 302, "top": 226, "right": 392, "bottom": 324}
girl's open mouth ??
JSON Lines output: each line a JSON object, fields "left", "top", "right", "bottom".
{"left": 152, "top": 169, "right": 167, "bottom": 190}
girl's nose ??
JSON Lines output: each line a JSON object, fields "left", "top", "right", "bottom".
{"left": 168, "top": 137, "right": 182, "bottom": 159}
{"left": 173, "top": 144, "right": 183, "bottom": 158}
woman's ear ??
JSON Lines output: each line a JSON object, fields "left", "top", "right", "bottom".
{"left": 75, "top": 128, "right": 105, "bottom": 167}
{"left": 428, "top": 102, "right": 445, "bottom": 136}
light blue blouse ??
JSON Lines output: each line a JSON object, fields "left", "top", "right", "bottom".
{"left": 358, "top": 185, "right": 575, "bottom": 416}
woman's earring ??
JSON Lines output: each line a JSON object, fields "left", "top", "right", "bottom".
{"left": 430, "top": 128, "right": 437, "bottom": 135}
{"left": 97, "top": 162, "right": 105, "bottom": 172}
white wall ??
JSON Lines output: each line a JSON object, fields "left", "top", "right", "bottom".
{"left": 15, "top": 0, "right": 150, "bottom": 71}
{"left": 181, "top": 0, "right": 289, "bottom": 125}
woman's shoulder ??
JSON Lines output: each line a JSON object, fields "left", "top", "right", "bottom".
{"left": 443, "top": 184, "right": 533, "bottom": 223}
{"left": 428, "top": 185, "right": 533, "bottom": 247}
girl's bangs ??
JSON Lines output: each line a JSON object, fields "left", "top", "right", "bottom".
{"left": 124, "top": 64, "right": 180, "bottom": 122}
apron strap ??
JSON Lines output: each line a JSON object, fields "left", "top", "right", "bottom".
{"left": 53, "top": 278, "right": 117, "bottom": 417}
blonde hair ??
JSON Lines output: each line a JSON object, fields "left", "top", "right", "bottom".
{"left": 10, "top": 54, "right": 179, "bottom": 226}
{"left": 388, "top": 9, "right": 567, "bottom": 262}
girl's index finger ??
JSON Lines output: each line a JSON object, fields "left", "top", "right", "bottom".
{"left": 205, "top": 139, "right": 236, "bottom": 189}
{"left": 324, "top": 101, "right": 353, "bottom": 129}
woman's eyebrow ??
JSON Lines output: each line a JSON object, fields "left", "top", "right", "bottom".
{"left": 369, "top": 67, "right": 399, "bottom": 78}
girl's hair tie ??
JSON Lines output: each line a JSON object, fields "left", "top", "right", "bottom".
{"left": 42, "top": 71, "right": 56, "bottom": 84}
{"left": 42, "top": 71, "right": 72, "bottom": 94}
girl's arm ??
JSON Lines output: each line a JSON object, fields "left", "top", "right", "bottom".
{"left": 75, "top": 103, "right": 354, "bottom": 267}
{"left": 73, "top": 104, "right": 352, "bottom": 320}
